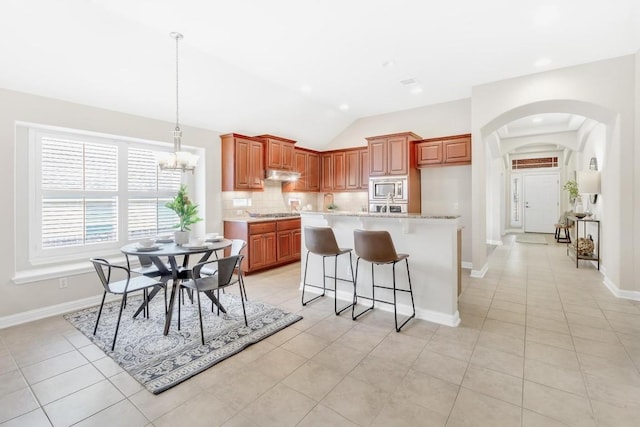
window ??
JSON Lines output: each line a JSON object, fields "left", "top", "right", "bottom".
{"left": 512, "top": 157, "right": 558, "bottom": 169}
{"left": 30, "top": 128, "right": 189, "bottom": 262}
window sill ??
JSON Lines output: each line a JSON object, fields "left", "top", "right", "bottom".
{"left": 12, "top": 255, "right": 129, "bottom": 285}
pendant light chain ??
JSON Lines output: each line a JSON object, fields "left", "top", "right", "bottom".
{"left": 174, "top": 32, "right": 180, "bottom": 134}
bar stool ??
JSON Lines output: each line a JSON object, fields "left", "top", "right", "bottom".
{"left": 352, "top": 229, "right": 415, "bottom": 332}
{"left": 301, "top": 226, "right": 355, "bottom": 315}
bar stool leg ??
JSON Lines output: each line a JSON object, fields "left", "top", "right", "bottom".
{"left": 301, "top": 250, "right": 324, "bottom": 306}
{"left": 333, "top": 253, "right": 354, "bottom": 315}
{"left": 393, "top": 258, "right": 416, "bottom": 332}
{"left": 352, "top": 257, "right": 375, "bottom": 320}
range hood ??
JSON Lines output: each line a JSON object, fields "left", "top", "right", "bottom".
{"left": 264, "top": 169, "right": 301, "bottom": 181}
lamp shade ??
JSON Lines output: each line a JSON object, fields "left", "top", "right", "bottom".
{"left": 577, "top": 170, "right": 601, "bottom": 194}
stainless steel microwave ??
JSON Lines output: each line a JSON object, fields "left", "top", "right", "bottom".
{"left": 368, "top": 176, "right": 408, "bottom": 202}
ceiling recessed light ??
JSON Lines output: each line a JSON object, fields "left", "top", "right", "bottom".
{"left": 534, "top": 57, "right": 552, "bottom": 68}
{"left": 400, "top": 78, "right": 417, "bottom": 86}
{"left": 339, "top": 103, "right": 349, "bottom": 111}
{"left": 532, "top": 117, "right": 543, "bottom": 123}
{"left": 410, "top": 86, "right": 423, "bottom": 94}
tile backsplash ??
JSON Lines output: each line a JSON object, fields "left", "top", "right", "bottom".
{"left": 222, "top": 181, "right": 368, "bottom": 218}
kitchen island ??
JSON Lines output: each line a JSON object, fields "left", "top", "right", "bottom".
{"left": 300, "top": 211, "right": 462, "bottom": 326}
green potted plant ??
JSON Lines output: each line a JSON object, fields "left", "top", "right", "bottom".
{"left": 563, "top": 180, "right": 579, "bottom": 204}
{"left": 165, "top": 185, "right": 202, "bottom": 244}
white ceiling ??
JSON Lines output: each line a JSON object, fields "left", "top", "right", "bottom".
{"left": 1, "top": 0, "right": 638, "bottom": 148}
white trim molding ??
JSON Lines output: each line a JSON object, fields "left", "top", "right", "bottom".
{"left": 603, "top": 276, "right": 640, "bottom": 301}
{"left": 0, "top": 294, "right": 118, "bottom": 329}
{"left": 470, "top": 263, "right": 489, "bottom": 278}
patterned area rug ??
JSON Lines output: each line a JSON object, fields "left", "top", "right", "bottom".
{"left": 515, "top": 233, "right": 549, "bottom": 245}
{"left": 64, "top": 292, "right": 302, "bottom": 394}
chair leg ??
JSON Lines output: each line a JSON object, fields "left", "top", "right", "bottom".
{"left": 178, "top": 285, "right": 182, "bottom": 331}
{"left": 112, "top": 294, "right": 127, "bottom": 351}
{"left": 196, "top": 291, "right": 205, "bottom": 345}
{"left": 352, "top": 258, "right": 374, "bottom": 320}
{"left": 93, "top": 292, "right": 107, "bottom": 335}
{"left": 239, "top": 282, "right": 248, "bottom": 326}
{"left": 240, "top": 273, "right": 248, "bottom": 301}
{"left": 393, "top": 259, "right": 416, "bottom": 332}
{"left": 334, "top": 253, "right": 353, "bottom": 315}
{"left": 301, "top": 250, "right": 324, "bottom": 306}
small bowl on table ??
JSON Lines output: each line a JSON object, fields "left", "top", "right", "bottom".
{"left": 574, "top": 213, "right": 587, "bottom": 219}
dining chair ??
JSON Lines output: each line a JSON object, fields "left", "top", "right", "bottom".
{"left": 201, "top": 239, "right": 249, "bottom": 302}
{"left": 177, "top": 254, "right": 248, "bottom": 345}
{"left": 90, "top": 258, "right": 167, "bottom": 350}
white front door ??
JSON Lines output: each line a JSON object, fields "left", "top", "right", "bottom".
{"left": 524, "top": 173, "right": 559, "bottom": 233}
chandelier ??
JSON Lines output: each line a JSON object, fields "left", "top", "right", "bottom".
{"left": 157, "top": 32, "right": 198, "bottom": 173}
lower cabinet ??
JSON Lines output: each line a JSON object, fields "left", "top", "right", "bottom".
{"left": 276, "top": 219, "right": 302, "bottom": 263}
{"left": 224, "top": 218, "right": 301, "bottom": 274}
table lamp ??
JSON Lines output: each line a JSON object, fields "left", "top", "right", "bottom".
{"left": 577, "top": 170, "right": 601, "bottom": 216}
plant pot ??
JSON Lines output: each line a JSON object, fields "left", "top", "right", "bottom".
{"left": 174, "top": 230, "right": 189, "bottom": 245}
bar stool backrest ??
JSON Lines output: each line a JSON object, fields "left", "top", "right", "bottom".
{"left": 304, "top": 226, "right": 341, "bottom": 256}
{"left": 354, "top": 229, "right": 399, "bottom": 263}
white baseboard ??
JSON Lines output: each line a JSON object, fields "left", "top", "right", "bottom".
{"left": 461, "top": 261, "right": 473, "bottom": 270}
{"left": 487, "top": 240, "right": 503, "bottom": 246}
{"left": 603, "top": 276, "right": 640, "bottom": 301}
{"left": 0, "top": 294, "right": 117, "bottom": 329}
{"left": 470, "top": 263, "right": 488, "bottom": 278}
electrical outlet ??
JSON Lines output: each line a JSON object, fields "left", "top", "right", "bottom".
{"left": 59, "top": 277, "right": 68, "bottom": 289}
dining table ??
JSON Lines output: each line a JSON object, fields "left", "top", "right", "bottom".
{"left": 121, "top": 239, "right": 232, "bottom": 335}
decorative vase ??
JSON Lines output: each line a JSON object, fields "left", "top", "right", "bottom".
{"left": 174, "top": 230, "right": 189, "bottom": 245}
{"left": 574, "top": 196, "right": 584, "bottom": 214}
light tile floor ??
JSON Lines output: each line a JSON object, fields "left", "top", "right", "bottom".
{"left": 1, "top": 234, "right": 640, "bottom": 426}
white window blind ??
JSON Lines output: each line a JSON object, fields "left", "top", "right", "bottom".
{"left": 41, "top": 137, "right": 119, "bottom": 248}
{"left": 31, "top": 128, "right": 193, "bottom": 261}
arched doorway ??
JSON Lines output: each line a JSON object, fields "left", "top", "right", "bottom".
{"left": 472, "top": 99, "right": 618, "bottom": 279}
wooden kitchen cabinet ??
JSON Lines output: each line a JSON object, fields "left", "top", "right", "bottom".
{"left": 321, "top": 152, "right": 333, "bottom": 191}
{"left": 366, "top": 132, "right": 421, "bottom": 176}
{"left": 417, "top": 134, "right": 472, "bottom": 167}
{"left": 257, "top": 134, "right": 295, "bottom": 171}
{"left": 224, "top": 218, "right": 300, "bottom": 274}
{"left": 321, "top": 148, "right": 366, "bottom": 192}
{"left": 276, "top": 218, "right": 302, "bottom": 263}
{"left": 282, "top": 148, "right": 320, "bottom": 192}
{"left": 221, "top": 133, "right": 264, "bottom": 191}
{"left": 346, "top": 147, "right": 369, "bottom": 190}
{"left": 360, "top": 148, "right": 369, "bottom": 189}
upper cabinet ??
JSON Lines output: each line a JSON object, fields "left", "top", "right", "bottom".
{"left": 321, "top": 148, "right": 367, "bottom": 192}
{"left": 257, "top": 134, "right": 296, "bottom": 171}
{"left": 346, "top": 148, "right": 369, "bottom": 190}
{"left": 282, "top": 148, "right": 320, "bottom": 192}
{"left": 366, "top": 132, "right": 421, "bottom": 176}
{"left": 221, "top": 133, "right": 264, "bottom": 191}
{"left": 416, "top": 134, "right": 472, "bottom": 167}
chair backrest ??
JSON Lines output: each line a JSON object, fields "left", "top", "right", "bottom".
{"left": 304, "top": 226, "right": 340, "bottom": 256}
{"left": 90, "top": 258, "right": 122, "bottom": 293}
{"left": 353, "top": 229, "right": 399, "bottom": 263}
{"left": 230, "top": 239, "right": 247, "bottom": 256}
{"left": 216, "top": 254, "right": 243, "bottom": 288}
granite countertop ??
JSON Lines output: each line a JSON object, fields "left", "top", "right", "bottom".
{"left": 223, "top": 215, "right": 301, "bottom": 223}
{"left": 300, "top": 211, "right": 461, "bottom": 220}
